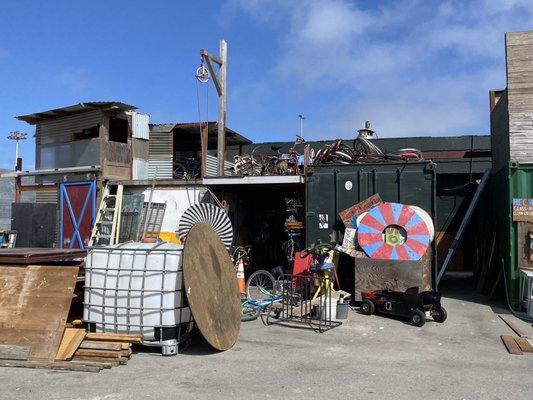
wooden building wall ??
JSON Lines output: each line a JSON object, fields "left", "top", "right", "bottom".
{"left": 506, "top": 31, "right": 533, "bottom": 164}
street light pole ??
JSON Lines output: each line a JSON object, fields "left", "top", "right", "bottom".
{"left": 298, "top": 114, "right": 305, "bottom": 138}
{"left": 8, "top": 131, "right": 27, "bottom": 171}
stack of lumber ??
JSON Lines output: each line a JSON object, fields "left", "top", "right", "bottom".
{"left": 0, "top": 253, "right": 141, "bottom": 373}
{"left": 0, "top": 329, "right": 141, "bottom": 372}
{"left": 499, "top": 314, "right": 533, "bottom": 355}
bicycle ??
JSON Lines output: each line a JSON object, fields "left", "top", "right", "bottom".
{"left": 173, "top": 158, "right": 201, "bottom": 180}
{"left": 241, "top": 269, "right": 283, "bottom": 321}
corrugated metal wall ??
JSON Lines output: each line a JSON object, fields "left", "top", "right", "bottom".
{"left": 205, "top": 154, "right": 234, "bottom": 176}
{"left": 35, "top": 189, "right": 58, "bottom": 204}
{"left": 129, "top": 112, "right": 150, "bottom": 140}
{"left": 36, "top": 110, "right": 102, "bottom": 145}
{"left": 148, "top": 130, "right": 173, "bottom": 179}
{"left": 133, "top": 159, "right": 149, "bottom": 180}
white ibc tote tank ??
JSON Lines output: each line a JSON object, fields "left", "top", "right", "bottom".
{"left": 83, "top": 242, "right": 193, "bottom": 355}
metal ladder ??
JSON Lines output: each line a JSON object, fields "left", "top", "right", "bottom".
{"left": 89, "top": 183, "right": 123, "bottom": 246}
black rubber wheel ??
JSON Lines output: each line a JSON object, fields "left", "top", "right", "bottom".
{"left": 432, "top": 307, "right": 447, "bottom": 323}
{"left": 360, "top": 300, "right": 375, "bottom": 315}
{"left": 410, "top": 309, "right": 426, "bottom": 327}
{"left": 241, "top": 305, "right": 261, "bottom": 322}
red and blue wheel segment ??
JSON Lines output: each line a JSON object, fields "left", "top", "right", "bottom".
{"left": 357, "top": 202, "right": 431, "bottom": 261}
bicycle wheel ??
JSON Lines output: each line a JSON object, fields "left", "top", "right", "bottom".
{"left": 241, "top": 303, "right": 261, "bottom": 322}
{"left": 246, "top": 270, "right": 275, "bottom": 302}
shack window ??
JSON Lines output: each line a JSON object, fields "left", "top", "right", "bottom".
{"left": 72, "top": 125, "right": 99, "bottom": 141}
{"left": 109, "top": 117, "right": 128, "bottom": 143}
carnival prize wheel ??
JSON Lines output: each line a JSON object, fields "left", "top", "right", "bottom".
{"left": 357, "top": 202, "right": 431, "bottom": 261}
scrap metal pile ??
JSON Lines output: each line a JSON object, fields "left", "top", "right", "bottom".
{"left": 313, "top": 137, "right": 424, "bottom": 165}
{"left": 231, "top": 136, "right": 424, "bottom": 176}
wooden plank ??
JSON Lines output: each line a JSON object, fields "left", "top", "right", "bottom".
{"left": 354, "top": 251, "right": 431, "bottom": 301}
{"left": 0, "top": 359, "right": 101, "bottom": 373}
{"left": 69, "top": 360, "right": 114, "bottom": 369}
{"left": 86, "top": 332, "right": 142, "bottom": 343}
{"left": 501, "top": 335, "right": 523, "bottom": 355}
{"left": 73, "top": 356, "right": 121, "bottom": 367}
{"left": 515, "top": 337, "right": 533, "bottom": 353}
{"left": 74, "top": 349, "right": 122, "bottom": 359}
{"left": 78, "top": 340, "right": 122, "bottom": 351}
{"left": 55, "top": 328, "right": 86, "bottom": 361}
{"left": 499, "top": 315, "right": 527, "bottom": 338}
{"left": 0, "top": 345, "right": 30, "bottom": 360}
{"left": 0, "top": 265, "right": 79, "bottom": 362}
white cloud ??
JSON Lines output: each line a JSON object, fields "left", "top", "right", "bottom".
{"left": 225, "top": 0, "right": 533, "bottom": 138}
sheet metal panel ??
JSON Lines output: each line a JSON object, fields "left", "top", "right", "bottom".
{"left": 205, "top": 154, "right": 234, "bottom": 177}
{"left": 35, "top": 188, "right": 58, "bottom": 204}
{"left": 130, "top": 112, "right": 150, "bottom": 140}
{"left": 148, "top": 130, "right": 173, "bottom": 179}
{"left": 36, "top": 110, "right": 102, "bottom": 145}
{"left": 133, "top": 158, "right": 149, "bottom": 180}
{"left": 305, "top": 162, "right": 436, "bottom": 247}
{"left": 11, "top": 203, "right": 57, "bottom": 247}
{"left": 493, "top": 162, "right": 533, "bottom": 308}
{"left": 38, "top": 138, "right": 101, "bottom": 169}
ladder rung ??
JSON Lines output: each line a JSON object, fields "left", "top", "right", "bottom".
{"left": 95, "top": 234, "right": 111, "bottom": 239}
{"left": 102, "top": 208, "right": 116, "bottom": 212}
{"left": 97, "top": 221, "right": 113, "bottom": 225}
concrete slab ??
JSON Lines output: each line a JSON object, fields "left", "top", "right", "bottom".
{"left": 0, "top": 277, "right": 532, "bottom": 400}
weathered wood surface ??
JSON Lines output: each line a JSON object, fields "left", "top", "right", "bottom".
{"left": 183, "top": 223, "right": 241, "bottom": 351}
{"left": 85, "top": 332, "right": 142, "bottom": 343}
{"left": 499, "top": 314, "right": 527, "bottom": 338}
{"left": 0, "top": 345, "right": 30, "bottom": 360}
{"left": 0, "top": 265, "right": 79, "bottom": 361}
{"left": 501, "top": 335, "right": 523, "bottom": 355}
{"left": 0, "top": 359, "right": 102, "bottom": 372}
{"left": 78, "top": 340, "right": 123, "bottom": 351}
{"left": 55, "top": 328, "right": 86, "bottom": 361}
{"left": 515, "top": 337, "right": 533, "bottom": 353}
{"left": 354, "top": 251, "right": 431, "bottom": 301}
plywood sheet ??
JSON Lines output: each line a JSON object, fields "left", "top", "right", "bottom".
{"left": 183, "top": 223, "right": 241, "bottom": 351}
{"left": 0, "top": 265, "right": 78, "bottom": 361}
{"left": 354, "top": 250, "right": 431, "bottom": 301}
{"left": 55, "top": 328, "right": 86, "bottom": 361}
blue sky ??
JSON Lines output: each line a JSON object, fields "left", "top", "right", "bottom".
{"left": 1, "top": 0, "right": 533, "bottom": 169}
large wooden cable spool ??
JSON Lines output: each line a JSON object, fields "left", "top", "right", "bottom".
{"left": 183, "top": 223, "right": 241, "bottom": 351}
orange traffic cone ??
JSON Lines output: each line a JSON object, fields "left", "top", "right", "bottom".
{"left": 236, "top": 258, "right": 246, "bottom": 295}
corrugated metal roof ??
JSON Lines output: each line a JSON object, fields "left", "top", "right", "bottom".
{"left": 149, "top": 124, "right": 175, "bottom": 133}
{"left": 17, "top": 101, "right": 137, "bottom": 124}
{"left": 150, "top": 121, "right": 252, "bottom": 145}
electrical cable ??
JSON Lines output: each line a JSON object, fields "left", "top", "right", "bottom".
{"left": 500, "top": 256, "right": 533, "bottom": 322}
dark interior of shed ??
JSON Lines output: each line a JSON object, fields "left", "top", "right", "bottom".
{"left": 214, "top": 185, "right": 305, "bottom": 277}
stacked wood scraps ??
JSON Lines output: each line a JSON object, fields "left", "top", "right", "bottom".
{"left": 499, "top": 314, "right": 533, "bottom": 355}
{"left": 0, "top": 252, "right": 141, "bottom": 373}
{"left": 0, "top": 332, "right": 140, "bottom": 372}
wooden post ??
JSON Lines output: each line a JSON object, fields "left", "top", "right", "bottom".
{"left": 200, "top": 39, "right": 227, "bottom": 177}
{"left": 218, "top": 39, "right": 227, "bottom": 176}
{"left": 200, "top": 122, "right": 208, "bottom": 178}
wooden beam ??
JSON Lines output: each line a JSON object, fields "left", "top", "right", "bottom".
{"left": 515, "top": 337, "right": 533, "bottom": 353}
{"left": 0, "top": 345, "right": 30, "bottom": 361}
{"left": 501, "top": 334, "right": 523, "bottom": 355}
{"left": 499, "top": 314, "right": 527, "bottom": 338}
